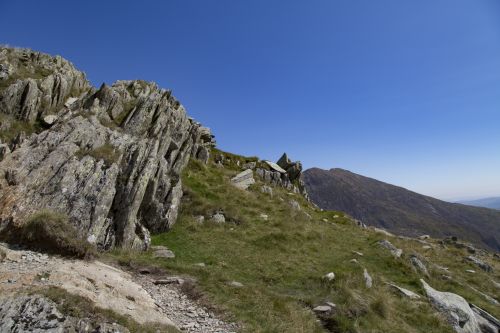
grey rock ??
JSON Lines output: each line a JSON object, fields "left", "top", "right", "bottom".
{"left": 264, "top": 160, "right": 287, "bottom": 173}
{"left": 154, "top": 277, "right": 185, "bottom": 285}
{"left": 231, "top": 169, "right": 255, "bottom": 190}
{"left": 0, "top": 142, "right": 10, "bottom": 161}
{"left": 0, "top": 294, "right": 131, "bottom": 333}
{"left": 242, "top": 161, "right": 256, "bottom": 170}
{"left": 211, "top": 213, "right": 225, "bottom": 224}
{"left": 228, "top": 281, "right": 243, "bottom": 288}
{"left": 378, "top": 240, "right": 403, "bottom": 258}
{"left": 289, "top": 200, "right": 301, "bottom": 211}
{"left": 196, "top": 146, "right": 210, "bottom": 164}
{"left": 387, "top": 283, "right": 421, "bottom": 299}
{"left": 410, "top": 255, "right": 429, "bottom": 276}
{"left": 363, "top": 268, "right": 373, "bottom": 288}
{"left": 421, "top": 279, "right": 481, "bottom": 333}
{"left": 260, "top": 185, "right": 273, "bottom": 196}
{"left": 153, "top": 249, "right": 175, "bottom": 259}
{"left": 470, "top": 304, "right": 500, "bottom": 333}
{"left": 0, "top": 47, "right": 90, "bottom": 123}
{"left": 313, "top": 305, "right": 332, "bottom": 313}
{"left": 466, "top": 256, "right": 493, "bottom": 273}
{"left": 42, "top": 114, "right": 58, "bottom": 126}
{"left": 276, "top": 153, "right": 303, "bottom": 181}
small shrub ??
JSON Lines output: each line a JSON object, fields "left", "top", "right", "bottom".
{"left": 75, "top": 142, "right": 120, "bottom": 167}
{"left": 370, "top": 298, "right": 388, "bottom": 318}
{"left": 0, "top": 210, "right": 96, "bottom": 259}
{"left": 0, "top": 113, "right": 42, "bottom": 143}
{"left": 180, "top": 279, "right": 203, "bottom": 301}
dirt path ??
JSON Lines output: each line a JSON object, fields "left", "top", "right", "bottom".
{"left": 0, "top": 243, "right": 238, "bottom": 332}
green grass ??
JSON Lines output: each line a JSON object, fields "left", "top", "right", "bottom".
{"left": 75, "top": 142, "right": 121, "bottom": 167}
{"left": 105, "top": 152, "right": 499, "bottom": 333}
{"left": 0, "top": 210, "right": 96, "bottom": 259}
{"left": 0, "top": 113, "right": 42, "bottom": 143}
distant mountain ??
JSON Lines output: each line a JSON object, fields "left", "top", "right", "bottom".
{"left": 302, "top": 168, "right": 500, "bottom": 251}
{"left": 458, "top": 197, "right": 500, "bottom": 210}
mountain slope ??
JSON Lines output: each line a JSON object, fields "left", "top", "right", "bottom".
{"left": 302, "top": 168, "right": 500, "bottom": 252}
{"left": 459, "top": 197, "right": 500, "bottom": 210}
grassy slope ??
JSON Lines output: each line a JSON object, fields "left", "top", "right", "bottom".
{"left": 110, "top": 152, "right": 499, "bottom": 333}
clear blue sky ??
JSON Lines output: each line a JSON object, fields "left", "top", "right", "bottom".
{"left": 2, "top": 1, "right": 500, "bottom": 200}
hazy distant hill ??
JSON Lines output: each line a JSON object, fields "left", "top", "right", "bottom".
{"left": 303, "top": 168, "right": 500, "bottom": 251}
{"left": 458, "top": 197, "right": 500, "bottom": 210}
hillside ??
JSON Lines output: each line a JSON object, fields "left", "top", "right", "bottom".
{"left": 1, "top": 47, "right": 499, "bottom": 333}
{"left": 302, "top": 168, "right": 500, "bottom": 252}
{"left": 459, "top": 197, "right": 500, "bottom": 210}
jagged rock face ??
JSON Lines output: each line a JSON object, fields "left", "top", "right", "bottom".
{"left": 0, "top": 47, "right": 90, "bottom": 123}
{"left": 0, "top": 48, "right": 214, "bottom": 250}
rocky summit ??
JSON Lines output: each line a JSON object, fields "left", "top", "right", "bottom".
{"left": 0, "top": 47, "right": 214, "bottom": 251}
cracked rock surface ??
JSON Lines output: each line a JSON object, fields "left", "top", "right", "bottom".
{"left": 0, "top": 47, "right": 214, "bottom": 250}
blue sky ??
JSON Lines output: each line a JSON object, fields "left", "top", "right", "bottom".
{"left": 1, "top": 1, "right": 500, "bottom": 200}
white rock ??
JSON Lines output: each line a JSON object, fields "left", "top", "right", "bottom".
{"left": 324, "top": 272, "right": 335, "bottom": 281}
{"left": 313, "top": 305, "right": 332, "bottom": 313}
{"left": 231, "top": 169, "right": 255, "bottom": 190}
{"left": 87, "top": 234, "right": 97, "bottom": 244}
{"left": 363, "top": 269, "right": 373, "bottom": 288}
{"left": 228, "top": 281, "right": 244, "bottom": 288}
{"left": 387, "top": 283, "right": 421, "bottom": 299}
{"left": 64, "top": 97, "right": 78, "bottom": 107}
{"left": 264, "top": 161, "right": 287, "bottom": 173}
{"left": 211, "top": 213, "right": 225, "bottom": 224}
{"left": 42, "top": 114, "right": 58, "bottom": 126}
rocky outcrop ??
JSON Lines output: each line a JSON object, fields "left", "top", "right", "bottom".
{"left": 255, "top": 153, "right": 308, "bottom": 198}
{"left": 0, "top": 47, "right": 89, "bottom": 124}
{"left": 0, "top": 48, "right": 214, "bottom": 250}
{"left": 466, "top": 256, "right": 493, "bottom": 273}
{"left": 0, "top": 294, "right": 131, "bottom": 333}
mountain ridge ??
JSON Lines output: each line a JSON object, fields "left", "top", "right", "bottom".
{"left": 303, "top": 167, "right": 500, "bottom": 252}
{"left": 458, "top": 197, "right": 500, "bottom": 210}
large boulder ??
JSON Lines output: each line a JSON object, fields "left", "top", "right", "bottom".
{"left": 231, "top": 169, "right": 255, "bottom": 190}
{"left": 421, "top": 279, "right": 481, "bottom": 333}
